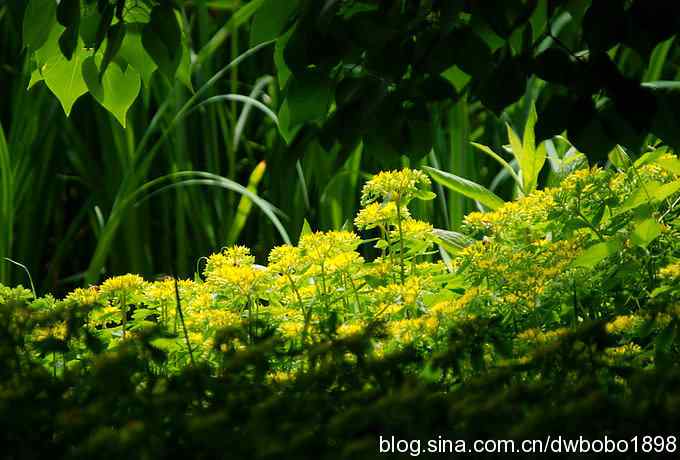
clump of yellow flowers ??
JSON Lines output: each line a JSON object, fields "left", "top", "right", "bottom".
{"left": 11, "top": 153, "right": 680, "bottom": 377}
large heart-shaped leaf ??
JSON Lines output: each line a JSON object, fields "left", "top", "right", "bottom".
{"left": 37, "top": 26, "right": 89, "bottom": 116}
{"left": 83, "top": 56, "right": 141, "bottom": 127}
{"left": 118, "top": 24, "right": 157, "bottom": 88}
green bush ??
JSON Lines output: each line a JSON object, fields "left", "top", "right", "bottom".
{"left": 2, "top": 149, "right": 680, "bottom": 458}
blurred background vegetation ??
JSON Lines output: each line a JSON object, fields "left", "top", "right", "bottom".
{"left": 1, "top": 0, "right": 680, "bottom": 296}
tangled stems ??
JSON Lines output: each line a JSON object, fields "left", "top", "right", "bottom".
{"left": 285, "top": 273, "right": 311, "bottom": 343}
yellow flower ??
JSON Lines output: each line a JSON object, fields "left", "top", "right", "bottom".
{"left": 337, "top": 322, "right": 363, "bottom": 338}
{"left": 66, "top": 286, "right": 100, "bottom": 306}
{"left": 99, "top": 274, "right": 146, "bottom": 298}
{"left": 659, "top": 262, "right": 680, "bottom": 281}
{"left": 268, "top": 245, "right": 302, "bottom": 275}
{"left": 326, "top": 252, "right": 364, "bottom": 274}
{"left": 207, "top": 264, "right": 268, "bottom": 296}
{"left": 279, "top": 321, "right": 304, "bottom": 339}
{"left": 299, "top": 230, "right": 361, "bottom": 265}
{"left": 606, "top": 315, "right": 637, "bottom": 334}
{"left": 360, "top": 168, "right": 431, "bottom": 205}
{"left": 390, "top": 218, "right": 433, "bottom": 242}
{"left": 354, "top": 202, "right": 410, "bottom": 230}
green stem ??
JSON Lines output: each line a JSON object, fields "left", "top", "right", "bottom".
{"left": 395, "top": 198, "right": 406, "bottom": 285}
{"left": 286, "top": 273, "right": 309, "bottom": 344}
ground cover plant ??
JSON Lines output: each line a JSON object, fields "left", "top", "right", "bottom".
{"left": 2, "top": 147, "right": 680, "bottom": 458}
{"left": 4, "top": 1, "right": 680, "bottom": 459}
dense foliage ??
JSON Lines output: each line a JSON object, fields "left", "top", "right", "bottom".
{"left": 3, "top": 2, "right": 680, "bottom": 458}
{"left": 2, "top": 150, "right": 680, "bottom": 458}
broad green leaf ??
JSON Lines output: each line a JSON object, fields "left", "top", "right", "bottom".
{"left": 634, "top": 147, "right": 668, "bottom": 167}
{"left": 28, "top": 68, "right": 44, "bottom": 89}
{"left": 56, "top": 0, "right": 80, "bottom": 59}
{"left": 432, "top": 229, "right": 473, "bottom": 254}
{"left": 83, "top": 57, "right": 141, "bottom": 127}
{"left": 40, "top": 33, "right": 89, "bottom": 116}
{"left": 651, "top": 179, "right": 680, "bottom": 203}
{"left": 118, "top": 24, "right": 157, "bottom": 88}
{"left": 142, "top": 5, "right": 181, "bottom": 79}
{"left": 572, "top": 239, "right": 621, "bottom": 269}
{"left": 655, "top": 156, "right": 680, "bottom": 175}
{"left": 424, "top": 166, "right": 506, "bottom": 210}
{"left": 615, "top": 181, "right": 663, "bottom": 215}
{"left": 441, "top": 65, "right": 471, "bottom": 93}
{"left": 276, "top": 98, "right": 301, "bottom": 144}
{"left": 93, "top": 1, "right": 114, "bottom": 51}
{"left": 506, "top": 122, "right": 525, "bottom": 186}
{"left": 608, "top": 145, "right": 631, "bottom": 170}
{"left": 23, "top": 0, "right": 57, "bottom": 51}
{"left": 249, "top": 0, "right": 299, "bottom": 47}
{"left": 99, "top": 22, "right": 126, "bottom": 78}
{"left": 285, "top": 69, "right": 332, "bottom": 127}
{"left": 631, "top": 217, "right": 664, "bottom": 248}
{"left": 506, "top": 103, "right": 546, "bottom": 195}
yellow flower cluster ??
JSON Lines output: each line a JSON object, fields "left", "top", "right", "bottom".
{"left": 99, "top": 274, "right": 146, "bottom": 298}
{"left": 464, "top": 189, "right": 555, "bottom": 236}
{"left": 360, "top": 168, "right": 430, "bottom": 205}
{"left": 299, "top": 230, "right": 361, "bottom": 265}
{"left": 354, "top": 201, "right": 410, "bottom": 230}
{"left": 17, "top": 156, "right": 680, "bottom": 375}
{"left": 606, "top": 315, "right": 639, "bottom": 334}
{"left": 659, "top": 262, "right": 680, "bottom": 281}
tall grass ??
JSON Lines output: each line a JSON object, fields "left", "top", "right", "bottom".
{"left": 3, "top": 1, "right": 674, "bottom": 295}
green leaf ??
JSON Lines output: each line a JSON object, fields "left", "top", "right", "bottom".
{"left": 413, "top": 190, "right": 437, "bottom": 201}
{"left": 572, "top": 239, "right": 621, "bottom": 269}
{"left": 249, "top": 0, "right": 299, "bottom": 47}
{"left": 616, "top": 181, "right": 662, "bottom": 215}
{"left": 83, "top": 56, "right": 141, "bottom": 127}
{"left": 285, "top": 69, "right": 332, "bottom": 127}
{"left": 441, "top": 65, "right": 471, "bottom": 93}
{"left": 99, "top": 22, "right": 126, "bottom": 78}
{"left": 506, "top": 103, "right": 546, "bottom": 194}
{"left": 118, "top": 24, "right": 157, "bottom": 88}
{"left": 93, "top": 1, "right": 114, "bottom": 51}
{"left": 656, "top": 156, "right": 680, "bottom": 175}
{"left": 40, "top": 33, "right": 89, "bottom": 116}
{"left": 177, "top": 41, "right": 193, "bottom": 91}
{"left": 274, "top": 27, "right": 294, "bottom": 90}
{"left": 634, "top": 148, "right": 668, "bottom": 168}
{"left": 300, "top": 218, "right": 312, "bottom": 238}
{"left": 142, "top": 5, "right": 181, "bottom": 79}
{"left": 608, "top": 145, "right": 631, "bottom": 170}
{"left": 23, "top": 0, "right": 57, "bottom": 50}
{"left": 432, "top": 229, "right": 473, "bottom": 254}
{"left": 424, "top": 166, "right": 506, "bottom": 210}
{"left": 56, "top": 0, "right": 80, "bottom": 59}
{"left": 656, "top": 321, "right": 676, "bottom": 353}
{"left": 651, "top": 179, "right": 680, "bottom": 203}
{"left": 631, "top": 217, "right": 664, "bottom": 248}
{"left": 59, "top": 23, "right": 80, "bottom": 60}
